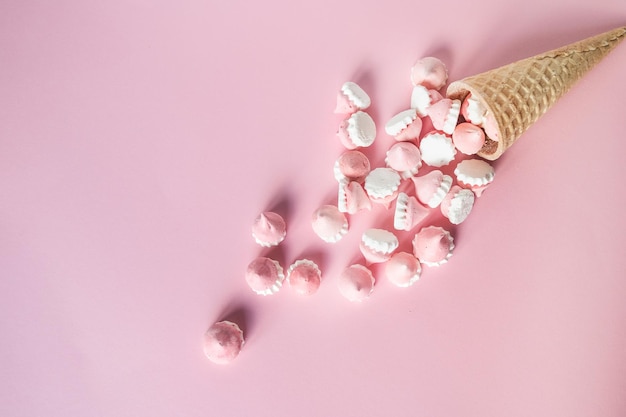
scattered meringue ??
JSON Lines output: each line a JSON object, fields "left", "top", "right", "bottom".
{"left": 452, "top": 122, "right": 486, "bottom": 155}
{"left": 237, "top": 55, "right": 501, "bottom": 329}
{"left": 337, "top": 178, "right": 350, "bottom": 213}
{"left": 412, "top": 226, "right": 454, "bottom": 267}
{"left": 410, "top": 56, "right": 448, "bottom": 90}
{"left": 482, "top": 112, "right": 500, "bottom": 142}
{"left": 454, "top": 159, "right": 495, "bottom": 193}
{"left": 396, "top": 117, "right": 423, "bottom": 142}
{"left": 460, "top": 93, "right": 487, "bottom": 126}
{"left": 251, "top": 211, "right": 287, "bottom": 247}
{"left": 394, "top": 192, "right": 429, "bottom": 231}
{"left": 440, "top": 185, "right": 475, "bottom": 225}
{"left": 338, "top": 264, "right": 375, "bottom": 302}
{"left": 410, "top": 85, "right": 443, "bottom": 117}
{"left": 339, "top": 181, "right": 372, "bottom": 214}
{"left": 364, "top": 167, "right": 402, "bottom": 208}
{"left": 334, "top": 150, "right": 371, "bottom": 183}
{"left": 385, "top": 109, "right": 422, "bottom": 141}
{"left": 287, "top": 259, "right": 322, "bottom": 296}
{"left": 311, "top": 205, "right": 349, "bottom": 243}
{"left": 359, "top": 228, "right": 399, "bottom": 264}
{"left": 335, "top": 81, "right": 371, "bottom": 114}
{"left": 410, "top": 170, "right": 453, "bottom": 208}
{"left": 203, "top": 321, "right": 245, "bottom": 365}
{"left": 427, "top": 98, "right": 461, "bottom": 135}
{"left": 337, "top": 111, "right": 377, "bottom": 149}
{"left": 384, "top": 252, "right": 422, "bottom": 287}
{"left": 419, "top": 131, "right": 457, "bottom": 167}
{"left": 245, "top": 257, "right": 285, "bottom": 295}
{"left": 385, "top": 142, "right": 422, "bottom": 179}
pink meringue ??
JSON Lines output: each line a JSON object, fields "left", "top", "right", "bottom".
{"left": 427, "top": 98, "right": 461, "bottom": 135}
{"left": 410, "top": 170, "right": 453, "bottom": 208}
{"left": 440, "top": 185, "right": 475, "bottom": 225}
{"left": 311, "top": 205, "right": 348, "bottom": 243}
{"left": 385, "top": 109, "right": 422, "bottom": 141}
{"left": 452, "top": 122, "right": 486, "bottom": 155}
{"left": 460, "top": 93, "right": 487, "bottom": 126}
{"left": 384, "top": 252, "right": 422, "bottom": 287}
{"left": 385, "top": 142, "right": 422, "bottom": 179}
{"left": 203, "top": 320, "right": 244, "bottom": 365}
{"left": 393, "top": 192, "right": 430, "bottom": 231}
{"left": 411, "top": 85, "right": 444, "bottom": 117}
{"left": 337, "top": 264, "right": 375, "bottom": 302}
{"left": 287, "top": 259, "right": 322, "bottom": 296}
{"left": 334, "top": 150, "right": 371, "bottom": 183}
{"left": 396, "top": 117, "right": 423, "bottom": 142}
{"left": 419, "top": 131, "right": 457, "bottom": 167}
{"left": 359, "top": 228, "right": 399, "bottom": 264}
{"left": 245, "top": 257, "right": 285, "bottom": 295}
{"left": 410, "top": 57, "right": 448, "bottom": 90}
{"left": 412, "top": 226, "right": 454, "bottom": 267}
{"left": 335, "top": 81, "right": 371, "bottom": 114}
{"left": 337, "top": 179, "right": 348, "bottom": 213}
{"left": 454, "top": 159, "right": 495, "bottom": 197}
{"left": 364, "top": 167, "right": 402, "bottom": 208}
{"left": 251, "top": 212, "right": 287, "bottom": 247}
{"left": 337, "top": 111, "right": 377, "bottom": 149}
{"left": 482, "top": 112, "right": 500, "bottom": 142}
{"left": 338, "top": 180, "right": 372, "bottom": 214}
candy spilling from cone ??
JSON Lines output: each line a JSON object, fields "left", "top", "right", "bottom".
{"left": 448, "top": 26, "right": 626, "bottom": 160}
{"left": 204, "top": 26, "right": 626, "bottom": 364}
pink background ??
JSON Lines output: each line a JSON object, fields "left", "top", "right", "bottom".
{"left": 2, "top": 1, "right": 626, "bottom": 416}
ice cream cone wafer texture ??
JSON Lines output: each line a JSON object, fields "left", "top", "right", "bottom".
{"left": 446, "top": 26, "right": 626, "bottom": 160}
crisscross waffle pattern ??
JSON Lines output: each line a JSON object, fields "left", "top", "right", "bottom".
{"left": 447, "top": 26, "right": 626, "bottom": 160}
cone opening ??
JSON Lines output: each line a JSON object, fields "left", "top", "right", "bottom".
{"left": 445, "top": 26, "right": 626, "bottom": 161}
{"left": 446, "top": 82, "right": 504, "bottom": 161}
{"left": 480, "top": 138, "right": 499, "bottom": 157}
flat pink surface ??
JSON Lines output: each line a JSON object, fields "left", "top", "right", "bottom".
{"left": 2, "top": 1, "right": 626, "bottom": 416}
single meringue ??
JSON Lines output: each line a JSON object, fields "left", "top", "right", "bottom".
{"left": 337, "top": 111, "right": 377, "bottom": 149}
{"left": 410, "top": 85, "right": 444, "bottom": 117}
{"left": 364, "top": 167, "right": 402, "bottom": 208}
{"left": 393, "top": 192, "right": 430, "bottom": 231}
{"left": 410, "top": 170, "right": 453, "bottom": 208}
{"left": 335, "top": 81, "right": 371, "bottom": 114}
{"left": 440, "top": 185, "right": 475, "bottom": 225}
{"left": 287, "top": 259, "right": 322, "bottom": 296}
{"left": 385, "top": 142, "right": 422, "bottom": 179}
{"left": 311, "top": 205, "right": 349, "bottom": 243}
{"left": 384, "top": 252, "right": 422, "bottom": 287}
{"left": 333, "top": 150, "right": 371, "bottom": 183}
{"left": 245, "top": 257, "right": 285, "bottom": 295}
{"left": 419, "top": 131, "right": 456, "bottom": 167}
{"left": 410, "top": 57, "right": 448, "bottom": 90}
{"left": 455, "top": 159, "right": 495, "bottom": 197}
{"left": 427, "top": 98, "right": 461, "bottom": 135}
{"left": 203, "top": 321, "right": 244, "bottom": 365}
{"left": 460, "top": 93, "right": 487, "bottom": 126}
{"left": 385, "top": 109, "right": 422, "bottom": 141}
{"left": 359, "top": 228, "right": 399, "bottom": 264}
{"left": 338, "top": 264, "right": 375, "bottom": 302}
{"left": 412, "top": 226, "right": 454, "bottom": 267}
{"left": 338, "top": 180, "right": 372, "bottom": 214}
{"left": 251, "top": 212, "right": 286, "bottom": 247}
{"left": 452, "top": 122, "right": 486, "bottom": 155}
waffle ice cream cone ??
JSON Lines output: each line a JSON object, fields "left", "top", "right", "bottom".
{"left": 447, "top": 26, "right": 626, "bottom": 160}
